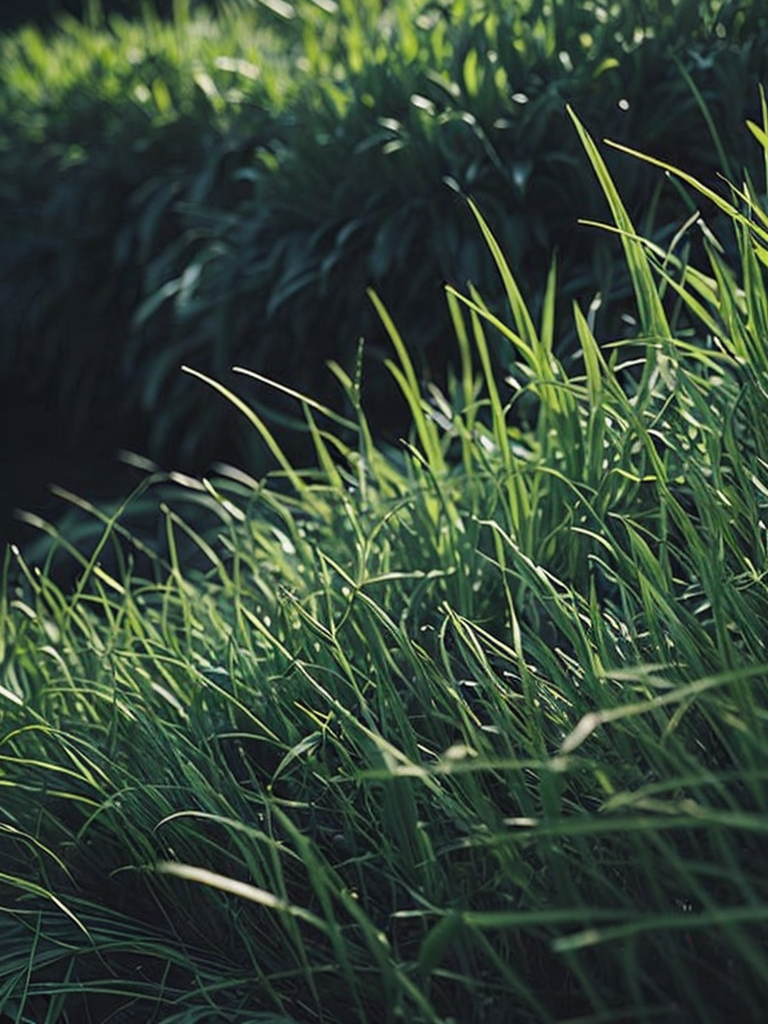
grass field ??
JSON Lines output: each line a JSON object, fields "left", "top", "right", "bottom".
{"left": 2, "top": 88, "right": 768, "bottom": 1022}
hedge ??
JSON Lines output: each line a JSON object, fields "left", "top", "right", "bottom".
{"left": 1, "top": 0, "right": 767, "bottom": 472}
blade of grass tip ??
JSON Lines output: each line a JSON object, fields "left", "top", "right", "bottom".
{"left": 553, "top": 903, "right": 768, "bottom": 954}
{"left": 737, "top": 220, "right": 768, "bottom": 370}
{"left": 445, "top": 286, "right": 479, "bottom": 432}
{"left": 573, "top": 301, "right": 605, "bottom": 409}
{"left": 331, "top": 340, "right": 391, "bottom": 476}
{"left": 560, "top": 665, "right": 768, "bottom": 756}
{"left": 539, "top": 255, "right": 558, "bottom": 358}
{"left": 674, "top": 56, "right": 734, "bottom": 180}
{"left": 182, "top": 366, "right": 308, "bottom": 500}
{"left": 161, "top": 508, "right": 195, "bottom": 644}
{"left": 577, "top": 214, "right": 719, "bottom": 294}
{"left": 232, "top": 367, "right": 347, "bottom": 493}
{"left": 46, "top": 473, "right": 172, "bottom": 575}
{"left": 325, "top": 356, "right": 377, "bottom": 504}
{"left": 572, "top": 303, "right": 611, "bottom": 486}
{"left": 385, "top": 358, "right": 444, "bottom": 472}
{"left": 31, "top": 488, "right": 136, "bottom": 601}
{"left": 702, "top": 247, "right": 752, "bottom": 361}
{"left": 445, "top": 285, "right": 535, "bottom": 365}
{"left": 567, "top": 106, "right": 671, "bottom": 348}
{"left": 465, "top": 288, "right": 508, "bottom": 454}
{"left": 303, "top": 406, "right": 347, "bottom": 490}
{"left": 444, "top": 289, "right": 479, "bottom": 484}
{"left": 199, "top": 478, "right": 247, "bottom": 523}
{"left": 0, "top": 825, "right": 77, "bottom": 887}
{"left": 466, "top": 197, "right": 540, "bottom": 358}
{"left": 746, "top": 84, "right": 768, "bottom": 200}
{"left": 232, "top": 366, "right": 359, "bottom": 433}
{"left": 746, "top": 118, "right": 768, "bottom": 171}
{"left": 367, "top": 290, "right": 444, "bottom": 473}
{"left": 466, "top": 296, "right": 532, "bottom": 539}
{"left": 645, "top": 260, "right": 734, "bottom": 355}
{"left": 416, "top": 909, "right": 463, "bottom": 983}
{"left": 445, "top": 289, "right": 471, "bottom": 406}
{"left": 602, "top": 136, "right": 768, "bottom": 249}
{"left": 155, "top": 862, "right": 328, "bottom": 932}
{"left": 0, "top": 874, "right": 89, "bottom": 938}
{"left": 159, "top": 501, "right": 233, "bottom": 583}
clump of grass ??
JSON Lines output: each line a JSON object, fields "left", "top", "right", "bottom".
{"left": 1, "top": 109, "right": 768, "bottom": 1022}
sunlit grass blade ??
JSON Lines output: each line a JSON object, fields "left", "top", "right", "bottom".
{"left": 568, "top": 106, "right": 671, "bottom": 348}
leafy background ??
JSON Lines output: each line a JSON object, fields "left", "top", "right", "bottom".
{"left": 1, "top": 0, "right": 767, "bottom": 544}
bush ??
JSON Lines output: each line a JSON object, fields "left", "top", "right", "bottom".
{"left": 0, "top": 4, "right": 299, "bottom": 466}
{"left": 1, "top": 108, "right": 768, "bottom": 1022}
{"left": 1, "top": 0, "right": 768, "bottom": 471}
{"left": 0, "top": 0, "right": 219, "bottom": 33}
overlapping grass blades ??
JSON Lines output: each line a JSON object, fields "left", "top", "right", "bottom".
{"left": 1, "top": 112, "right": 768, "bottom": 1021}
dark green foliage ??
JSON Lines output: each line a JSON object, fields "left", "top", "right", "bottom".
{"left": 0, "top": 0, "right": 219, "bottom": 32}
{"left": 1, "top": 0, "right": 767, "bottom": 473}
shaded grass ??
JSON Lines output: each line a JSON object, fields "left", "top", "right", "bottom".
{"left": 2, "top": 0, "right": 767, "bottom": 469}
{"left": 1, "top": 111, "right": 768, "bottom": 1021}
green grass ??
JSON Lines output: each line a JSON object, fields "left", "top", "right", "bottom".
{"left": 2, "top": 108, "right": 768, "bottom": 1022}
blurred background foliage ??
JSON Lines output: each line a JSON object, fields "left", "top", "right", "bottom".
{"left": 0, "top": 0, "right": 209, "bottom": 31}
{"left": 1, "top": 0, "right": 768, "bottom": 534}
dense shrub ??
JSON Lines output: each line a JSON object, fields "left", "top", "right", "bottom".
{"left": 1, "top": 0, "right": 767, "bottom": 471}
{"left": 0, "top": 4, "right": 295, "bottom": 463}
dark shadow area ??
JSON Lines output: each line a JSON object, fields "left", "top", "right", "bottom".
{"left": 0, "top": 0, "right": 209, "bottom": 32}
{"left": 0, "top": 395, "right": 143, "bottom": 557}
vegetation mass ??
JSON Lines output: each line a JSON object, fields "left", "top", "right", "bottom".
{"left": 2, "top": 2, "right": 768, "bottom": 1022}
{"left": 1, "top": 0, "right": 767, "bottom": 466}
